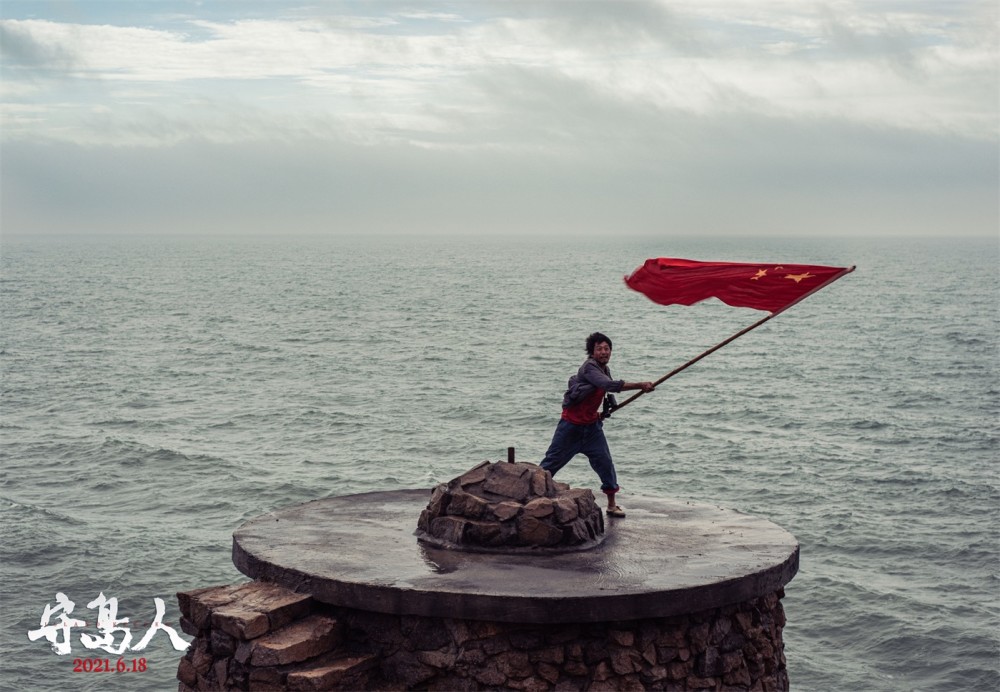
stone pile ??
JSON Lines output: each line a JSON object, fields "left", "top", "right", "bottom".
{"left": 176, "top": 581, "right": 376, "bottom": 691}
{"left": 416, "top": 461, "right": 605, "bottom": 551}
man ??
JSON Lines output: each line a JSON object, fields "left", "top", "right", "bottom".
{"left": 539, "top": 332, "right": 654, "bottom": 518}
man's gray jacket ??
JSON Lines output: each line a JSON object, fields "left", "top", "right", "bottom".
{"left": 562, "top": 357, "right": 625, "bottom": 409}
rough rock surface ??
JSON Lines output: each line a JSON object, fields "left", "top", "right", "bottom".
{"left": 179, "top": 580, "right": 791, "bottom": 691}
{"left": 416, "top": 461, "right": 605, "bottom": 551}
{"left": 177, "top": 582, "right": 376, "bottom": 692}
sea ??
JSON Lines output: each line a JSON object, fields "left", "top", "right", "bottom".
{"left": 1, "top": 233, "right": 997, "bottom": 692}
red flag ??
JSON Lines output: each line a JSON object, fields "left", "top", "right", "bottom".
{"left": 624, "top": 258, "right": 852, "bottom": 313}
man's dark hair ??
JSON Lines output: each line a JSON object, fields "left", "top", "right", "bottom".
{"left": 586, "top": 332, "right": 612, "bottom": 355}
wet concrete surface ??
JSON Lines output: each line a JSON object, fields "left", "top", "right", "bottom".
{"left": 232, "top": 490, "right": 798, "bottom": 623}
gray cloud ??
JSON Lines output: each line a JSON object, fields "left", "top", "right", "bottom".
{"left": 0, "top": 19, "right": 80, "bottom": 73}
{"left": 3, "top": 107, "right": 994, "bottom": 238}
{"left": 0, "top": 2, "right": 995, "bottom": 238}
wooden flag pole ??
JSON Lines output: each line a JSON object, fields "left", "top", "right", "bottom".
{"left": 608, "top": 266, "right": 855, "bottom": 417}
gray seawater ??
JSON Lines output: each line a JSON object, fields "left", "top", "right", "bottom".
{"left": 1, "top": 234, "right": 997, "bottom": 692}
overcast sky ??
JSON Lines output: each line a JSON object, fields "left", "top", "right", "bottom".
{"left": 1, "top": 1, "right": 996, "bottom": 237}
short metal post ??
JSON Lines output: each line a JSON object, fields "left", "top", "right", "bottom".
{"left": 507, "top": 447, "right": 515, "bottom": 463}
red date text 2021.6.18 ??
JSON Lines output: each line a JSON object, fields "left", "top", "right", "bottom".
{"left": 72, "top": 658, "right": 147, "bottom": 673}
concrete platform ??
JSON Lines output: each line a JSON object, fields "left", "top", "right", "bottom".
{"left": 232, "top": 490, "right": 798, "bottom": 624}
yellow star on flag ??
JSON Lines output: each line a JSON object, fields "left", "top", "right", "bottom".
{"left": 785, "top": 272, "right": 815, "bottom": 283}
{"left": 750, "top": 269, "right": 767, "bottom": 280}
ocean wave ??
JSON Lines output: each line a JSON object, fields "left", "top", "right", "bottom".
{"left": 2, "top": 235, "right": 997, "bottom": 692}
{"left": 0, "top": 496, "right": 86, "bottom": 526}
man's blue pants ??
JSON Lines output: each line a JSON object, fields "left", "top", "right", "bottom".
{"left": 539, "top": 419, "right": 619, "bottom": 492}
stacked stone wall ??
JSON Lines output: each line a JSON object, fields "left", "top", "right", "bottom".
{"left": 176, "top": 582, "right": 376, "bottom": 691}
{"left": 177, "top": 581, "right": 788, "bottom": 691}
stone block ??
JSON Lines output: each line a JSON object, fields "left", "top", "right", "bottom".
{"left": 688, "top": 673, "right": 719, "bottom": 689}
{"left": 197, "top": 581, "right": 313, "bottom": 642}
{"left": 227, "top": 658, "right": 250, "bottom": 689}
{"left": 286, "top": 653, "right": 378, "bottom": 691}
{"left": 610, "top": 646, "right": 641, "bottom": 675}
{"left": 758, "top": 639, "right": 775, "bottom": 662}
{"left": 458, "top": 461, "right": 491, "bottom": 488}
{"left": 248, "top": 615, "right": 341, "bottom": 667}
{"left": 584, "top": 640, "right": 607, "bottom": 664}
{"left": 523, "top": 497, "right": 555, "bottom": 518}
{"left": 211, "top": 658, "right": 228, "bottom": 688}
{"left": 210, "top": 628, "right": 237, "bottom": 657}
{"left": 537, "top": 662, "right": 560, "bottom": 684}
{"left": 403, "top": 615, "right": 451, "bottom": 650}
{"left": 195, "top": 676, "right": 217, "bottom": 692}
{"left": 745, "top": 649, "right": 764, "bottom": 678}
{"left": 481, "top": 634, "right": 509, "bottom": 656}
{"left": 609, "top": 629, "right": 634, "bottom": 647}
{"left": 235, "top": 639, "right": 253, "bottom": 665}
{"left": 492, "top": 501, "right": 522, "bottom": 521}
{"left": 720, "top": 630, "right": 746, "bottom": 653}
{"left": 177, "top": 584, "right": 231, "bottom": 622}
{"left": 446, "top": 490, "right": 491, "bottom": 519}
{"left": 516, "top": 515, "right": 563, "bottom": 546}
{"left": 641, "top": 664, "right": 669, "bottom": 682}
{"left": 427, "top": 484, "right": 449, "bottom": 516}
{"left": 723, "top": 659, "right": 752, "bottom": 688}
{"left": 417, "top": 509, "right": 431, "bottom": 533}
{"left": 463, "top": 519, "right": 504, "bottom": 546}
{"left": 689, "top": 622, "right": 710, "bottom": 649}
{"left": 592, "top": 660, "right": 612, "bottom": 681}
{"left": 552, "top": 496, "right": 579, "bottom": 523}
{"left": 656, "top": 627, "right": 688, "bottom": 649}
{"left": 483, "top": 463, "right": 531, "bottom": 501}
{"left": 734, "top": 611, "right": 755, "bottom": 633}
{"left": 667, "top": 660, "right": 691, "bottom": 680}
{"left": 711, "top": 616, "right": 732, "bottom": 643}
{"left": 430, "top": 516, "right": 468, "bottom": 544}
{"left": 248, "top": 664, "right": 285, "bottom": 686}
{"left": 695, "top": 646, "right": 723, "bottom": 677}
{"left": 563, "top": 488, "right": 597, "bottom": 512}
{"left": 775, "top": 603, "right": 787, "bottom": 628}
{"left": 494, "top": 649, "right": 532, "bottom": 678}
{"left": 529, "top": 468, "right": 554, "bottom": 497}
{"left": 528, "top": 676, "right": 556, "bottom": 692}
{"left": 183, "top": 583, "right": 247, "bottom": 629}
{"left": 211, "top": 606, "right": 270, "bottom": 640}
{"left": 427, "top": 675, "right": 476, "bottom": 692}
{"left": 656, "top": 645, "right": 679, "bottom": 663}
{"left": 619, "top": 675, "right": 647, "bottom": 692}
{"left": 417, "top": 647, "right": 458, "bottom": 669}
{"left": 177, "top": 656, "right": 197, "bottom": 687}
{"left": 179, "top": 616, "right": 200, "bottom": 638}
{"left": 472, "top": 660, "right": 506, "bottom": 687}
{"left": 529, "top": 645, "right": 564, "bottom": 665}
{"left": 385, "top": 650, "right": 436, "bottom": 687}
{"left": 191, "top": 640, "right": 213, "bottom": 675}
{"left": 457, "top": 647, "right": 486, "bottom": 665}
{"left": 244, "top": 581, "right": 315, "bottom": 629}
